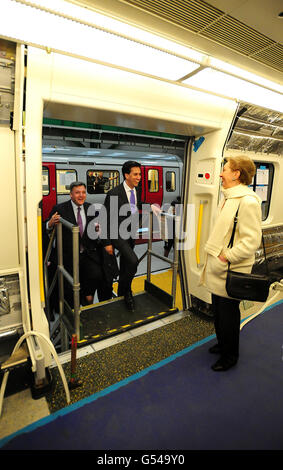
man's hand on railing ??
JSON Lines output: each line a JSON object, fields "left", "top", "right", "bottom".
{"left": 150, "top": 204, "right": 162, "bottom": 216}
{"left": 48, "top": 212, "right": 61, "bottom": 229}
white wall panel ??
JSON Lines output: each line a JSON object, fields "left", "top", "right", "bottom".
{"left": 0, "top": 127, "right": 19, "bottom": 270}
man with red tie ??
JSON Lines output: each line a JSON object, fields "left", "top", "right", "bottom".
{"left": 47, "top": 181, "right": 114, "bottom": 305}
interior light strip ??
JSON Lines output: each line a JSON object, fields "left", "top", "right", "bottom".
{"left": 1, "top": 0, "right": 282, "bottom": 110}
{"left": 210, "top": 57, "right": 283, "bottom": 95}
{"left": 1, "top": 0, "right": 199, "bottom": 81}
{"left": 183, "top": 68, "right": 283, "bottom": 113}
{"left": 14, "top": 0, "right": 205, "bottom": 63}
{"left": 9, "top": 0, "right": 283, "bottom": 95}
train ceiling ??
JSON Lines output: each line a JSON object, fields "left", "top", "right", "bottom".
{"left": 1, "top": 2, "right": 282, "bottom": 154}
{"left": 116, "top": 0, "right": 283, "bottom": 74}
{"left": 71, "top": 0, "right": 283, "bottom": 85}
{"left": 1, "top": 1, "right": 282, "bottom": 106}
{"left": 39, "top": 1, "right": 283, "bottom": 155}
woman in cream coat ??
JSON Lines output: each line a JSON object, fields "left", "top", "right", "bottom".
{"left": 200, "top": 156, "right": 262, "bottom": 371}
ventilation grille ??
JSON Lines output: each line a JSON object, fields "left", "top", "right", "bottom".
{"left": 121, "top": 0, "right": 283, "bottom": 72}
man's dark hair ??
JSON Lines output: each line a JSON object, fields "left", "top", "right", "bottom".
{"left": 69, "top": 181, "right": 86, "bottom": 192}
{"left": 122, "top": 161, "right": 141, "bottom": 179}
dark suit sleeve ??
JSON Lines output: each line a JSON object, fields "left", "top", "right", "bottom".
{"left": 100, "top": 192, "right": 112, "bottom": 247}
{"left": 45, "top": 205, "right": 60, "bottom": 232}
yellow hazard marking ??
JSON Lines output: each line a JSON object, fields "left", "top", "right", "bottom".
{"left": 147, "top": 315, "right": 155, "bottom": 319}
{"left": 108, "top": 329, "right": 117, "bottom": 333}
{"left": 134, "top": 319, "right": 143, "bottom": 324}
{"left": 122, "top": 324, "right": 131, "bottom": 328}
{"left": 92, "top": 335, "right": 101, "bottom": 339}
{"left": 37, "top": 213, "right": 45, "bottom": 304}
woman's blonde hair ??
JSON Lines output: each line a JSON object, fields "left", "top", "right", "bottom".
{"left": 226, "top": 155, "right": 256, "bottom": 186}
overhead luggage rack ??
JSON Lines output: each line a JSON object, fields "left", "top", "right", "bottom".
{"left": 44, "top": 211, "right": 179, "bottom": 350}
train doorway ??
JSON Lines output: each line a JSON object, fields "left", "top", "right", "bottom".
{"left": 44, "top": 210, "right": 180, "bottom": 350}
{"left": 42, "top": 162, "right": 56, "bottom": 221}
{"left": 41, "top": 122, "right": 188, "bottom": 351}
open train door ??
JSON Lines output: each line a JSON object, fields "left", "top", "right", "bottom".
{"left": 144, "top": 165, "right": 163, "bottom": 206}
{"left": 42, "top": 162, "right": 56, "bottom": 221}
{"left": 136, "top": 165, "right": 163, "bottom": 243}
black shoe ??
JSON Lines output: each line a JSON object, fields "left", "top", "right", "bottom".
{"left": 209, "top": 344, "right": 221, "bottom": 354}
{"left": 211, "top": 358, "right": 237, "bottom": 372}
{"left": 124, "top": 291, "right": 135, "bottom": 311}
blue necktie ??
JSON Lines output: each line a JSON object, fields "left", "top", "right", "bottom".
{"left": 130, "top": 189, "right": 136, "bottom": 213}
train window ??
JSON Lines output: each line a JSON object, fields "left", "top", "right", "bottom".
{"left": 87, "top": 170, "right": 120, "bottom": 194}
{"left": 42, "top": 167, "right": 49, "bottom": 195}
{"left": 250, "top": 162, "right": 274, "bottom": 220}
{"left": 148, "top": 169, "right": 159, "bottom": 192}
{"left": 56, "top": 169, "right": 77, "bottom": 194}
{"left": 166, "top": 171, "right": 176, "bottom": 192}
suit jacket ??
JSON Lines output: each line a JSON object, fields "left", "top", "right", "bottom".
{"left": 102, "top": 183, "right": 142, "bottom": 248}
{"left": 47, "top": 200, "right": 102, "bottom": 271}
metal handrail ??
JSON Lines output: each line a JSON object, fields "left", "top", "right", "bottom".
{"left": 44, "top": 217, "right": 81, "bottom": 347}
{"left": 43, "top": 227, "right": 56, "bottom": 320}
{"left": 44, "top": 210, "right": 179, "bottom": 348}
{"left": 57, "top": 219, "right": 80, "bottom": 344}
{"left": 146, "top": 210, "right": 179, "bottom": 308}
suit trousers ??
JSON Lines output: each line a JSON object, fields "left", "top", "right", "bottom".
{"left": 113, "top": 238, "right": 138, "bottom": 296}
{"left": 79, "top": 251, "right": 112, "bottom": 301}
{"left": 211, "top": 294, "right": 241, "bottom": 361}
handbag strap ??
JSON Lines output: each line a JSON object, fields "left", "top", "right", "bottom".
{"left": 227, "top": 207, "right": 239, "bottom": 249}
{"left": 226, "top": 203, "right": 269, "bottom": 275}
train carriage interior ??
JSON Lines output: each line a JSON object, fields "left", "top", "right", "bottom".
{"left": 0, "top": 0, "right": 283, "bottom": 449}
{"left": 40, "top": 107, "right": 283, "bottom": 354}
{"left": 41, "top": 103, "right": 283, "bottom": 382}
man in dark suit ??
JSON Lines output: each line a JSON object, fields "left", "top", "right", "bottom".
{"left": 47, "top": 181, "right": 114, "bottom": 305}
{"left": 102, "top": 161, "right": 142, "bottom": 311}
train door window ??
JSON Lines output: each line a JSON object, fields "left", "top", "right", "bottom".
{"left": 148, "top": 169, "right": 159, "bottom": 192}
{"left": 42, "top": 167, "right": 49, "bottom": 195}
{"left": 56, "top": 169, "right": 77, "bottom": 194}
{"left": 166, "top": 171, "right": 176, "bottom": 192}
{"left": 87, "top": 170, "right": 120, "bottom": 194}
{"left": 250, "top": 162, "right": 274, "bottom": 220}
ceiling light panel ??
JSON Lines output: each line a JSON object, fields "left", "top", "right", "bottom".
{"left": 210, "top": 58, "right": 283, "bottom": 94}
{"left": 184, "top": 68, "right": 283, "bottom": 113}
{"left": 1, "top": 0, "right": 199, "bottom": 80}
{"left": 15, "top": 0, "right": 205, "bottom": 63}
{"left": 28, "top": 0, "right": 281, "bottom": 93}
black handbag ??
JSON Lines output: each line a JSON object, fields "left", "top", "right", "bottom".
{"left": 225, "top": 207, "right": 270, "bottom": 302}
